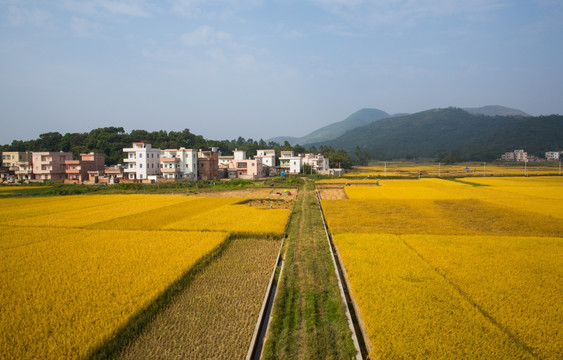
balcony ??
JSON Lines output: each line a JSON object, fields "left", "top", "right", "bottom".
{"left": 161, "top": 167, "right": 181, "bottom": 173}
{"left": 161, "top": 157, "right": 180, "bottom": 162}
{"left": 124, "top": 157, "right": 136, "bottom": 162}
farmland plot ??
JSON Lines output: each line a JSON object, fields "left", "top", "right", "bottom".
{"left": 322, "top": 177, "right": 563, "bottom": 359}
{"left": 0, "top": 193, "right": 292, "bottom": 360}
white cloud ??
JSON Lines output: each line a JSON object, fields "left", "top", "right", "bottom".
{"left": 70, "top": 16, "right": 102, "bottom": 37}
{"left": 171, "top": 0, "right": 263, "bottom": 19}
{"left": 180, "top": 26, "right": 232, "bottom": 46}
{"left": 8, "top": 6, "right": 51, "bottom": 27}
{"left": 62, "top": 0, "right": 150, "bottom": 17}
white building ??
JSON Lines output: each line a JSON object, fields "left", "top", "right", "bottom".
{"left": 123, "top": 142, "right": 161, "bottom": 181}
{"left": 279, "top": 151, "right": 303, "bottom": 174}
{"left": 514, "top": 149, "right": 528, "bottom": 162}
{"left": 218, "top": 155, "right": 234, "bottom": 168}
{"left": 160, "top": 148, "right": 198, "bottom": 180}
{"left": 501, "top": 151, "right": 515, "bottom": 161}
{"left": 303, "top": 153, "right": 330, "bottom": 173}
{"left": 233, "top": 149, "right": 247, "bottom": 160}
{"left": 255, "top": 149, "right": 276, "bottom": 167}
{"left": 545, "top": 151, "right": 560, "bottom": 161}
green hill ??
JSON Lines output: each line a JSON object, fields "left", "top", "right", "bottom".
{"left": 320, "top": 108, "right": 562, "bottom": 160}
{"left": 269, "top": 108, "right": 390, "bottom": 145}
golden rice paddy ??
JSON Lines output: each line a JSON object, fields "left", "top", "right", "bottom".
{"left": 0, "top": 193, "right": 291, "bottom": 359}
{"left": 322, "top": 177, "right": 563, "bottom": 359}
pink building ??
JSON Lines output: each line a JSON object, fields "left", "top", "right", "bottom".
{"left": 228, "top": 158, "right": 264, "bottom": 179}
{"left": 33, "top": 152, "right": 74, "bottom": 181}
{"left": 65, "top": 153, "right": 105, "bottom": 183}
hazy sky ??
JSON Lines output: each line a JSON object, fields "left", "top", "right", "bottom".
{"left": 1, "top": 0, "right": 562, "bottom": 145}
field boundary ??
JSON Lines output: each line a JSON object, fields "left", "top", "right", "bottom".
{"left": 246, "top": 195, "right": 296, "bottom": 360}
{"left": 401, "top": 239, "right": 540, "bottom": 359}
{"left": 315, "top": 185, "right": 367, "bottom": 359}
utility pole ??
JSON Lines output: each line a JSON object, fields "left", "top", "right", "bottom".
{"left": 525, "top": 161, "right": 528, "bottom": 177}
{"left": 559, "top": 160, "right": 561, "bottom": 176}
{"left": 483, "top": 162, "right": 486, "bottom": 177}
{"left": 384, "top": 162, "right": 387, "bottom": 177}
{"left": 438, "top": 162, "right": 441, "bottom": 178}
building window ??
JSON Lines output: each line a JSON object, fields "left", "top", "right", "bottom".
{"left": 140, "top": 164, "right": 143, "bottom": 168}
{"left": 140, "top": 174, "right": 143, "bottom": 179}
{"left": 151, "top": 153, "right": 154, "bottom": 158}
{"left": 139, "top": 153, "right": 143, "bottom": 158}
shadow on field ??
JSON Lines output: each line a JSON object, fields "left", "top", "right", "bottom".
{"left": 86, "top": 236, "right": 235, "bottom": 360}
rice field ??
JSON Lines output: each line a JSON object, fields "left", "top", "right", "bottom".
{"left": 347, "top": 161, "right": 561, "bottom": 177}
{"left": 0, "top": 193, "right": 291, "bottom": 359}
{"left": 321, "top": 177, "right": 563, "bottom": 359}
{"left": 118, "top": 237, "right": 282, "bottom": 359}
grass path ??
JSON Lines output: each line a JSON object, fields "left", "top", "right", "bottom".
{"left": 262, "top": 180, "right": 357, "bottom": 360}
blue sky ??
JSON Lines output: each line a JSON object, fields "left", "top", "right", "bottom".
{"left": 1, "top": 0, "right": 562, "bottom": 144}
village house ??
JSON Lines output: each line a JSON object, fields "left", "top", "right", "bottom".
{"left": 65, "top": 153, "right": 105, "bottom": 183}
{"left": 279, "top": 151, "right": 303, "bottom": 174}
{"left": 501, "top": 151, "right": 515, "bottom": 161}
{"left": 227, "top": 157, "right": 264, "bottom": 179}
{"left": 255, "top": 149, "right": 276, "bottom": 167}
{"left": 218, "top": 155, "right": 234, "bottom": 168}
{"left": 160, "top": 148, "right": 198, "bottom": 180}
{"left": 2, "top": 151, "right": 32, "bottom": 181}
{"left": 102, "top": 165, "right": 124, "bottom": 184}
{"left": 514, "top": 149, "right": 528, "bottom": 162}
{"left": 303, "top": 153, "right": 330, "bottom": 173}
{"left": 33, "top": 151, "right": 74, "bottom": 181}
{"left": 545, "top": 151, "right": 560, "bottom": 161}
{"left": 123, "top": 142, "right": 161, "bottom": 181}
{"left": 197, "top": 149, "right": 219, "bottom": 180}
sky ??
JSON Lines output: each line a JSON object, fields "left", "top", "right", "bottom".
{"left": 1, "top": 0, "right": 562, "bottom": 145}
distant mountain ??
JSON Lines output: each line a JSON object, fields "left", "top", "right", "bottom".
{"left": 463, "top": 105, "right": 530, "bottom": 117}
{"left": 318, "top": 107, "right": 562, "bottom": 160}
{"left": 268, "top": 108, "right": 391, "bottom": 145}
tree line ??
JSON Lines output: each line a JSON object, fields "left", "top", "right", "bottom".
{"left": 0, "top": 127, "right": 352, "bottom": 169}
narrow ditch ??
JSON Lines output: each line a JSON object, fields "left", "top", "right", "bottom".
{"left": 246, "top": 198, "right": 295, "bottom": 360}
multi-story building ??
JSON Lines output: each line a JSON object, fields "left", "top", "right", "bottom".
{"left": 545, "top": 151, "right": 560, "bottom": 161}
{"left": 160, "top": 148, "right": 198, "bottom": 180}
{"left": 65, "top": 153, "right": 105, "bottom": 183}
{"left": 228, "top": 158, "right": 264, "bottom": 179}
{"left": 233, "top": 149, "right": 247, "bottom": 160}
{"left": 279, "top": 151, "right": 303, "bottom": 174}
{"left": 303, "top": 153, "right": 330, "bottom": 173}
{"left": 218, "top": 155, "right": 234, "bottom": 168}
{"left": 501, "top": 152, "right": 515, "bottom": 161}
{"left": 103, "top": 165, "right": 124, "bottom": 184}
{"left": 123, "top": 142, "right": 161, "bottom": 181}
{"left": 2, "top": 151, "right": 34, "bottom": 181}
{"left": 514, "top": 149, "right": 528, "bottom": 162}
{"left": 32, "top": 152, "right": 74, "bottom": 181}
{"left": 2, "top": 151, "right": 32, "bottom": 170}
{"left": 197, "top": 149, "right": 219, "bottom": 180}
{"left": 255, "top": 149, "right": 276, "bottom": 167}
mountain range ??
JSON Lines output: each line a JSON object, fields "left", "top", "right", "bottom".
{"left": 269, "top": 105, "right": 530, "bottom": 146}
{"left": 270, "top": 105, "right": 562, "bottom": 161}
